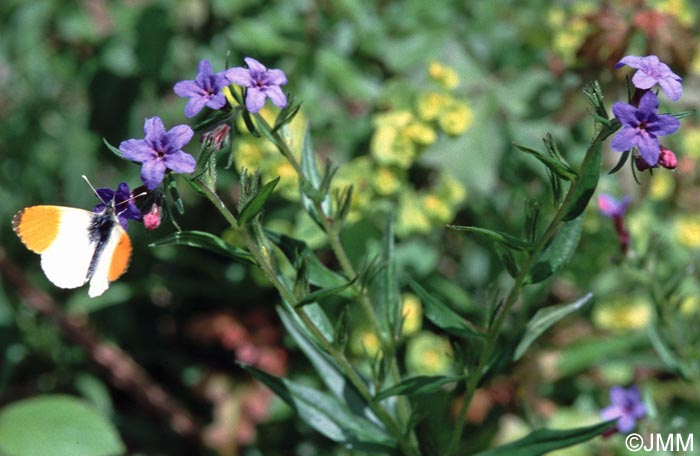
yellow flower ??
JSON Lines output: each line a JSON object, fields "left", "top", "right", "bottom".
{"left": 675, "top": 216, "right": 700, "bottom": 248}
{"left": 403, "top": 121, "right": 437, "bottom": 146}
{"left": 435, "top": 172, "right": 467, "bottom": 206}
{"left": 427, "top": 61, "right": 460, "bottom": 90}
{"left": 371, "top": 124, "right": 416, "bottom": 168}
{"left": 372, "top": 166, "right": 402, "bottom": 196}
{"left": 270, "top": 160, "right": 299, "bottom": 200}
{"left": 396, "top": 191, "right": 432, "bottom": 236}
{"left": 680, "top": 295, "right": 700, "bottom": 315}
{"left": 422, "top": 194, "right": 453, "bottom": 224}
{"left": 332, "top": 157, "right": 373, "bottom": 222}
{"left": 401, "top": 293, "right": 423, "bottom": 336}
{"left": 350, "top": 328, "right": 382, "bottom": 358}
{"left": 438, "top": 101, "right": 473, "bottom": 136}
{"left": 648, "top": 171, "right": 674, "bottom": 200}
{"left": 415, "top": 91, "right": 453, "bottom": 121}
{"left": 405, "top": 331, "right": 454, "bottom": 376}
{"left": 592, "top": 297, "right": 651, "bottom": 332}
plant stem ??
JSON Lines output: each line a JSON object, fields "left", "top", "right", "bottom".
{"left": 446, "top": 123, "right": 613, "bottom": 455}
{"left": 197, "top": 178, "right": 420, "bottom": 456}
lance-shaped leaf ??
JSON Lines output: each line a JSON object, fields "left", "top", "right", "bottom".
{"left": 296, "top": 277, "right": 357, "bottom": 307}
{"left": 374, "top": 375, "right": 463, "bottom": 401}
{"left": 514, "top": 143, "right": 577, "bottom": 181}
{"left": 528, "top": 212, "right": 585, "bottom": 284}
{"left": 165, "top": 173, "right": 184, "bottom": 214}
{"left": 277, "top": 308, "right": 377, "bottom": 420}
{"left": 149, "top": 230, "right": 255, "bottom": 264}
{"left": 447, "top": 226, "right": 531, "bottom": 252}
{"left": 513, "top": 293, "right": 593, "bottom": 361}
{"left": 409, "top": 280, "right": 484, "bottom": 339}
{"left": 238, "top": 176, "right": 280, "bottom": 225}
{"left": 562, "top": 139, "right": 602, "bottom": 221}
{"left": 475, "top": 420, "right": 615, "bottom": 456}
{"left": 299, "top": 124, "right": 333, "bottom": 222}
{"left": 242, "top": 364, "right": 395, "bottom": 451}
{"left": 102, "top": 138, "right": 124, "bottom": 159}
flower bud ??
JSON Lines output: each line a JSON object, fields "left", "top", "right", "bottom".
{"left": 634, "top": 155, "right": 651, "bottom": 171}
{"left": 143, "top": 203, "right": 162, "bottom": 230}
{"left": 657, "top": 146, "right": 677, "bottom": 169}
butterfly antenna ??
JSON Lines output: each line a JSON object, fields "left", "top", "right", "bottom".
{"left": 81, "top": 175, "right": 107, "bottom": 204}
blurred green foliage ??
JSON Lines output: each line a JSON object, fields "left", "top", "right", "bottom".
{"left": 1, "top": 0, "right": 700, "bottom": 455}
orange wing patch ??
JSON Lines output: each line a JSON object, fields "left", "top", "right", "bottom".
{"left": 12, "top": 206, "right": 63, "bottom": 254}
{"left": 108, "top": 231, "right": 132, "bottom": 281}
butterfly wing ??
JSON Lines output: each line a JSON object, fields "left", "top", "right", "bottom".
{"left": 88, "top": 222, "right": 131, "bottom": 298}
{"left": 13, "top": 206, "right": 96, "bottom": 290}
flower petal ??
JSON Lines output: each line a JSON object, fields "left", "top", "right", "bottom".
{"left": 600, "top": 404, "right": 622, "bottom": 421}
{"left": 195, "top": 59, "right": 213, "bottom": 86}
{"left": 225, "top": 67, "right": 253, "bottom": 86}
{"left": 120, "top": 139, "right": 155, "bottom": 162}
{"left": 616, "top": 415, "right": 636, "bottom": 434}
{"left": 265, "top": 68, "right": 288, "bottom": 86}
{"left": 610, "top": 127, "right": 638, "bottom": 152}
{"left": 651, "top": 114, "right": 681, "bottom": 136}
{"left": 205, "top": 92, "right": 227, "bottom": 110}
{"left": 144, "top": 117, "right": 166, "bottom": 146}
{"left": 611, "top": 102, "right": 639, "bottom": 127}
{"left": 244, "top": 57, "right": 266, "bottom": 73}
{"left": 615, "top": 55, "right": 646, "bottom": 69}
{"left": 184, "top": 96, "right": 208, "bottom": 118}
{"left": 164, "top": 124, "right": 194, "bottom": 151}
{"left": 658, "top": 77, "right": 683, "bottom": 101}
{"left": 173, "top": 80, "right": 204, "bottom": 98}
{"left": 163, "top": 150, "right": 196, "bottom": 174}
{"left": 637, "top": 134, "right": 661, "bottom": 166}
{"left": 264, "top": 85, "right": 287, "bottom": 108}
{"left": 245, "top": 88, "right": 267, "bottom": 113}
{"left": 637, "top": 91, "right": 659, "bottom": 113}
{"left": 631, "top": 71, "right": 657, "bottom": 90}
{"left": 141, "top": 159, "right": 167, "bottom": 190}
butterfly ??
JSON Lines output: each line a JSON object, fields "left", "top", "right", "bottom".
{"left": 12, "top": 179, "right": 138, "bottom": 297}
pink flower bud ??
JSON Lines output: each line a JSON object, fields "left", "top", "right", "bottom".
{"left": 658, "top": 146, "right": 677, "bottom": 169}
{"left": 143, "top": 203, "right": 162, "bottom": 230}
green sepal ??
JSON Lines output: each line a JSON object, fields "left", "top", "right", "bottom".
{"left": 238, "top": 176, "right": 280, "bottom": 226}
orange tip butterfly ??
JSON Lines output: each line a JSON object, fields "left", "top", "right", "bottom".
{"left": 12, "top": 177, "right": 136, "bottom": 298}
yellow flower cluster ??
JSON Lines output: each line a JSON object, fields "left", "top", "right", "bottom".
{"left": 405, "top": 331, "right": 454, "bottom": 376}
{"left": 592, "top": 296, "right": 651, "bottom": 332}
{"left": 230, "top": 62, "right": 469, "bottom": 238}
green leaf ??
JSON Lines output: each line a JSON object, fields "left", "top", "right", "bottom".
{"left": 241, "top": 365, "right": 395, "bottom": 452}
{"left": 562, "top": 139, "right": 602, "bottom": 221}
{"left": 165, "top": 173, "right": 184, "bottom": 215}
{"left": 0, "top": 395, "right": 125, "bottom": 456}
{"left": 447, "top": 225, "right": 531, "bottom": 252}
{"left": 528, "top": 212, "right": 585, "bottom": 284}
{"left": 514, "top": 143, "right": 577, "bottom": 181}
{"left": 264, "top": 230, "right": 351, "bottom": 293}
{"left": 300, "top": 124, "right": 333, "bottom": 221}
{"left": 277, "top": 308, "right": 376, "bottom": 421}
{"left": 102, "top": 138, "right": 123, "bottom": 159}
{"left": 149, "top": 230, "right": 255, "bottom": 264}
{"left": 379, "top": 212, "right": 401, "bottom": 338}
{"left": 238, "top": 176, "right": 280, "bottom": 225}
{"left": 513, "top": 293, "right": 593, "bottom": 361}
{"left": 475, "top": 420, "right": 614, "bottom": 456}
{"left": 296, "top": 277, "right": 357, "bottom": 307}
{"left": 409, "top": 280, "right": 484, "bottom": 339}
{"left": 374, "top": 375, "right": 463, "bottom": 401}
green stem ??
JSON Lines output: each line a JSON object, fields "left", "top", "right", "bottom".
{"left": 446, "top": 123, "right": 613, "bottom": 455}
{"left": 196, "top": 178, "right": 420, "bottom": 456}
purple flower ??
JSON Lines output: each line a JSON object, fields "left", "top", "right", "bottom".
{"left": 615, "top": 55, "right": 683, "bottom": 101}
{"left": 173, "top": 60, "right": 230, "bottom": 118}
{"left": 225, "top": 57, "right": 287, "bottom": 113}
{"left": 120, "top": 116, "right": 196, "bottom": 190}
{"left": 600, "top": 385, "right": 647, "bottom": 434}
{"left": 93, "top": 182, "right": 142, "bottom": 230}
{"left": 611, "top": 91, "right": 680, "bottom": 166}
{"left": 598, "top": 194, "right": 631, "bottom": 219}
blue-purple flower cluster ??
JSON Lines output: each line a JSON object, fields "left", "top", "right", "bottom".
{"left": 611, "top": 55, "right": 683, "bottom": 169}
{"left": 95, "top": 57, "right": 288, "bottom": 229}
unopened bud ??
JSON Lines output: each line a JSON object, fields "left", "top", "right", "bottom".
{"left": 143, "top": 203, "right": 162, "bottom": 230}
{"left": 658, "top": 146, "right": 677, "bottom": 169}
{"left": 634, "top": 155, "right": 651, "bottom": 171}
